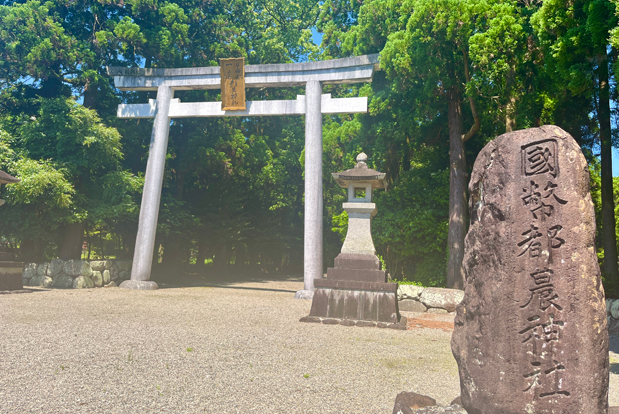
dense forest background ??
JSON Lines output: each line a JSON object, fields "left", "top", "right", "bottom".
{"left": 2, "top": 0, "right": 619, "bottom": 293}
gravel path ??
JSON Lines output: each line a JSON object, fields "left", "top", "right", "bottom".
{"left": 1, "top": 277, "right": 617, "bottom": 413}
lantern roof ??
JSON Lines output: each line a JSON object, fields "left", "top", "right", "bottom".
{"left": 331, "top": 153, "right": 386, "bottom": 189}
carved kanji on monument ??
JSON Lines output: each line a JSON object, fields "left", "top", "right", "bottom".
{"left": 451, "top": 126, "right": 609, "bottom": 414}
{"left": 220, "top": 58, "right": 246, "bottom": 111}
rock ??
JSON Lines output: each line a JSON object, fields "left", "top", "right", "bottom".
{"left": 118, "top": 280, "right": 158, "bottom": 290}
{"left": 119, "top": 270, "right": 130, "bottom": 281}
{"left": 611, "top": 300, "right": 619, "bottom": 320}
{"left": 23, "top": 263, "right": 37, "bottom": 279}
{"left": 22, "top": 278, "right": 28, "bottom": 286}
{"left": 73, "top": 276, "right": 94, "bottom": 289}
{"left": 90, "top": 260, "right": 113, "bottom": 271}
{"left": 398, "top": 285, "right": 425, "bottom": 300}
{"left": 408, "top": 405, "right": 467, "bottom": 414}
{"left": 449, "top": 396, "right": 461, "bottom": 406}
{"left": 30, "top": 275, "right": 53, "bottom": 288}
{"left": 91, "top": 271, "right": 103, "bottom": 287}
{"left": 115, "top": 260, "right": 132, "bottom": 272}
{"left": 52, "top": 274, "right": 73, "bottom": 289}
{"left": 36, "top": 262, "right": 49, "bottom": 276}
{"left": 399, "top": 300, "right": 427, "bottom": 312}
{"left": 609, "top": 407, "right": 619, "bottom": 414}
{"left": 102, "top": 269, "right": 111, "bottom": 284}
{"left": 419, "top": 288, "right": 463, "bottom": 312}
{"left": 63, "top": 260, "right": 93, "bottom": 277}
{"left": 48, "top": 259, "right": 64, "bottom": 277}
{"left": 104, "top": 281, "right": 117, "bottom": 287}
{"left": 426, "top": 308, "right": 448, "bottom": 314}
{"left": 299, "top": 316, "right": 321, "bottom": 323}
{"left": 451, "top": 126, "right": 608, "bottom": 414}
{"left": 609, "top": 317, "right": 619, "bottom": 336}
{"left": 294, "top": 289, "right": 314, "bottom": 299}
{"left": 392, "top": 391, "right": 436, "bottom": 414}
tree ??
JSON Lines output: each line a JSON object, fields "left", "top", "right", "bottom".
{"left": 533, "top": 0, "right": 619, "bottom": 287}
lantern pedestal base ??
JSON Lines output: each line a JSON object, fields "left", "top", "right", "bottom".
{"left": 0, "top": 261, "right": 24, "bottom": 291}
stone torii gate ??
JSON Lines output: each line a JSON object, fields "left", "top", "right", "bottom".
{"left": 107, "top": 54, "right": 380, "bottom": 297}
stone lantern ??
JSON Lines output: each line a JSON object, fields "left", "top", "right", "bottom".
{"left": 0, "top": 170, "right": 24, "bottom": 291}
{"left": 301, "top": 153, "right": 404, "bottom": 328}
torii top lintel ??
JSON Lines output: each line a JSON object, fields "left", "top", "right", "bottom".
{"left": 106, "top": 54, "right": 380, "bottom": 91}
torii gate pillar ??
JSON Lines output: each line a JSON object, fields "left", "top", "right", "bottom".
{"left": 107, "top": 55, "right": 380, "bottom": 296}
{"left": 298, "top": 80, "right": 323, "bottom": 298}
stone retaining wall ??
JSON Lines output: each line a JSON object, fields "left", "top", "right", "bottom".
{"left": 397, "top": 285, "right": 464, "bottom": 314}
{"left": 22, "top": 260, "right": 132, "bottom": 289}
{"left": 606, "top": 298, "right": 619, "bottom": 335}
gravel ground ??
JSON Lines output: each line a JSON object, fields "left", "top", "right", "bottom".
{"left": 1, "top": 276, "right": 617, "bottom": 413}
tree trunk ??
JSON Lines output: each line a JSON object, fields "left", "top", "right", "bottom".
{"left": 196, "top": 241, "right": 208, "bottom": 268}
{"left": 505, "top": 68, "right": 517, "bottom": 132}
{"left": 58, "top": 222, "right": 84, "bottom": 260}
{"left": 597, "top": 52, "right": 619, "bottom": 287}
{"left": 19, "top": 238, "right": 44, "bottom": 262}
{"left": 446, "top": 87, "right": 468, "bottom": 290}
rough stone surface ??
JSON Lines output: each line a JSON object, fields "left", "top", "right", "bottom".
{"left": 115, "top": 260, "right": 132, "bottom": 272}
{"left": 299, "top": 316, "right": 321, "bottom": 323}
{"left": 294, "top": 289, "right": 314, "bottom": 299}
{"left": 398, "top": 285, "right": 425, "bottom": 301}
{"left": 119, "top": 280, "right": 158, "bottom": 290}
{"left": 36, "top": 262, "right": 48, "bottom": 276}
{"left": 427, "top": 308, "right": 448, "bottom": 314}
{"left": 609, "top": 318, "right": 619, "bottom": 336}
{"left": 30, "top": 275, "right": 53, "bottom": 288}
{"left": 23, "top": 263, "right": 37, "bottom": 279}
{"left": 392, "top": 391, "right": 436, "bottom": 414}
{"left": 399, "top": 300, "right": 428, "bottom": 313}
{"left": 451, "top": 126, "right": 608, "bottom": 414}
{"left": 419, "top": 288, "right": 463, "bottom": 313}
{"left": 102, "top": 269, "right": 111, "bottom": 284}
{"left": 90, "top": 260, "right": 108, "bottom": 271}
{"left": 409, "top": 405, "right": 467, "bottom": 414}
{"left": 612, "top": 300, "right": 619, "bottom": 320}
{"left": 63, "top": 260, "right": 93, "bottom": 277}
{"left": 73, "top": 276, "right": 94, "bottom": 289}
{"left": 104, "top": 281, "right": 117, "bottom": 288}
{"left": 52, "top": 274, "right": 73, "bottom": 289}
{"left": 48, "top": 259, "right": 64, "bottom": 277}
{"left": 91, "top": 271, "right": 103, "bottom": 287}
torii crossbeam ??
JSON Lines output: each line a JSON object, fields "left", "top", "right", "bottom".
{"left": 107, "top": 54, "right": 380, "bottom": 298}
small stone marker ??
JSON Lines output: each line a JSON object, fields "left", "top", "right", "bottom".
{"left": 451, "top": 126, "right": 609, "bottom": 413}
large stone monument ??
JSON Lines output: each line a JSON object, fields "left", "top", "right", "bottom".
{"left": 451, "top": 126, "right": 608, "bottom": 413}
{"left": 301, "top": 153, "right": 403, "bottom": 327}
{"left": 0, "top": 170, "right": 24, "bottom": 291}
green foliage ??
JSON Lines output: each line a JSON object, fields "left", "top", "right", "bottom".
{"left": 1, "top": 0, "right": 619, "bottom": 287}
{"left": 373, "top": 147, "right": 449, "bottom": 286}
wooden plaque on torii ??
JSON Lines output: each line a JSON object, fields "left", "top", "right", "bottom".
{"left": 220, "top": 58, "right": 246, "bottom": 110}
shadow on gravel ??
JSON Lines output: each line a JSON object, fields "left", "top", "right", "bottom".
{"left": 150, "top": 266, "right": 303, "bottom": 293}
{"left": 0, "top": 288, "right": 51, "bottom": 294}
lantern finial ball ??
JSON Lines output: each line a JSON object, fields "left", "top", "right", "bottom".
{"left": 356, "top": 152, "right": 367, "bottom": 164}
